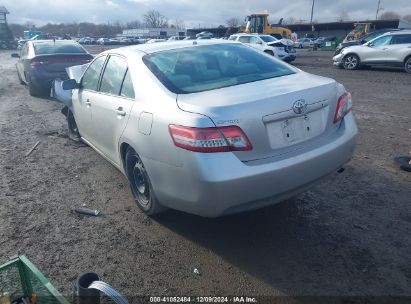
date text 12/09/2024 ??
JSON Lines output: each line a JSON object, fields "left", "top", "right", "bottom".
{"left": 149, "top": 296, "right": 257, "bottom": 303}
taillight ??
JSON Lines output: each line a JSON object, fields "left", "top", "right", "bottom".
{"left": 168, "top": 125, "right": 252, "bottom": 153}
{"left": 30, "top": 60, "right": 48, "bottom": 67}
{"left": 333, "top": 92, "right": 352, "bottom": 123}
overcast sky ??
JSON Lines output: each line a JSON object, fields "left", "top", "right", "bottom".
{"left": 2, "top": 0, "right": 411, "bottom": 27}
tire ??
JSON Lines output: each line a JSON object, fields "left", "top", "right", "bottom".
{"left": 125, "top": 148, "right": 166, "bottom": 216}
{"left": 264, "top": 50, "right": 274, "bottom": 56}
{"left": 27, "top": 74, "right": 43, "bottom": 97}
{"left": 343, "top": 54, "right": 360, "bottom": 70}
{"left": 67, "top": 110, "right": 81, "bottom": 142}
{"left": 405, "top": 57, "right": 411, "bottom": 74}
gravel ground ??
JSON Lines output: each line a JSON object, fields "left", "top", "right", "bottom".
{"left": 0, "top": 47, "right": 410, "bottom": 301}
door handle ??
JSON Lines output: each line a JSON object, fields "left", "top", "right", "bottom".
{"left": 84, "top": 99, "right": 91, "bottom": 106}
{"left": 116, "top": 108, "right": 126, "bottom": 116}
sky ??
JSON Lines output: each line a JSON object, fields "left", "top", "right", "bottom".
{"left": 2, "top": 0, "right": 411, "bottom": 28}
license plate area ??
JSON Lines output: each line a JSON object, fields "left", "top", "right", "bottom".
{"left": 282, "top": 115, "right": 311, "bottom": 143}
{"left": 265, "top": 107, "right": 328, "bottom": 149}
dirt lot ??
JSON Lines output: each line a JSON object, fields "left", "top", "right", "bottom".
{"left": 0, "top": 47, "right": 410, "bottom": 300}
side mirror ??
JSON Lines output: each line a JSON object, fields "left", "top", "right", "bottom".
{"left": 62, "top": 79, "right": 79, "bottom": 90}
{"left": 11, "top": 53, "right": 20, "bottom": 58}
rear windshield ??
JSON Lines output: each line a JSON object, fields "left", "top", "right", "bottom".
{"left": 143, "top": 43, "right": 296, "bottom": 94}
{"left": 33, "top": 41, "right": 87, "bottom": 55}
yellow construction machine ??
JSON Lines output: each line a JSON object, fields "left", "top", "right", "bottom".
{"left": 343, "top": 22, "right": 372, "bottom": 42}
{"left": 241, "top": 13, "right": 292, "bottom": 39}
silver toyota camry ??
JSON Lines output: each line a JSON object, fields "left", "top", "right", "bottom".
{"left": 60, "top": 40, "right": 358, "bottom": 217}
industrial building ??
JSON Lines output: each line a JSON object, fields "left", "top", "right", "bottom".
{"left": 122, "top": 27, "right": 186, "bottom": 39}
{"left": 187, "top": 19, "right": 411, "bottom": 39}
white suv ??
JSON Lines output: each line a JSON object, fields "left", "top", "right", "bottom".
{"left": 333, "top": 30, "right": 411, "bottom": 73}
{"left": 229, "top": 34, "right": 296, "bottom": 63}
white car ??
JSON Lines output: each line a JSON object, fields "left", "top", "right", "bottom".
{"left": 56, "top": 40, "right": 357, "bottom": 217}
{"left": 295, "top": 38, "right": 313, "bottom": 48}
{"left": 333, "top": 30, "right": 411, "bottom": 73}
{"left": 229, "top": 34, "right": 296, "bottom": 62}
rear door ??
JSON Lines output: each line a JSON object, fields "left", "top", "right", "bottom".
{"left": 87, "top": 55, "right": 135, "bottom": 162}
{"left": 73, "top": 55, "right": 107, "bottom": 141}
{"left": 388, "top": 34, "right": 411, "bottom": 63}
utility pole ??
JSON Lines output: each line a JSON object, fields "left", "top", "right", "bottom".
{"left": 310, "top": 0, "right": 315, "bottom": 24}
{"left": 376, "top": 0, "right": 381, "bottom": 20}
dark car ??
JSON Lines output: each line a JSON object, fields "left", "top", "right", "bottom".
{"left": 12, "top": 40, "right": 93, "bottom": 96}
{"left": 334, "top": 29, "right": 401, "bottom": 55}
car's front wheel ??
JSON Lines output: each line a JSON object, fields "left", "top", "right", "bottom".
{"left": 343, "top": 54, "right": 360, "bottom": 70}
{"left": 405, "top": 57, "right": 411, "bottom": 74}
{"left": 125, "top": 148, "right": 165, "bottom": 216}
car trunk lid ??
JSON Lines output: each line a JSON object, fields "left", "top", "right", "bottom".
{"left": 31, "top": 54, "right": 93, "bottom": 75}
{"left": 176, "top": 72, "right": 339, "bottom": 162}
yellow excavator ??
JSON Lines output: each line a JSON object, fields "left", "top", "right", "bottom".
{"left": 241, "top": 13, "right": 292, "bottom": 39}
{"left": 343, "top": 22, "right": 372, "bottom": 42}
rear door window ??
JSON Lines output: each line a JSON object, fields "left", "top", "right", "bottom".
{"left": 391, "top": 34, "right": 411, "bottom": 44}
{"left": 120, "top": 69, "right": 135, "bottom": 99}
{"left": 99, "top": 56, "right": 128, "bottom": 95}
{"left": 81, "top": 56, "right": 106, "bottom": 91}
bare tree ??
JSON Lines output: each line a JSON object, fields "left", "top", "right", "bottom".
{"left": 226, "top": 17, "right": 240, "bottom": 27}
{"left": 403, "top": 14, "right": 411, "bottom": 22}
{"left": 143, "top": 10, "right": 168, "bottom": 28}
{"left": 172, "top": 19, "right": 186, "bottom": 30}
{"left": 126, "top": 20, "right": 144, "bottom": 29}
{"left": 379, "top": 11, "right": 400, "bottom": 20}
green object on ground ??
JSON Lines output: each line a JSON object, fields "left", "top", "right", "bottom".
{"left": 0, "top": 255, "right": 69, "bottom": 304}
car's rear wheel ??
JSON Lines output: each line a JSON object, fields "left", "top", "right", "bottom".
{"left": 125, "top": 148, "right": 165, "bottom": 216}
{"left": 343, "top": 54, "right": 360, "bottom": 70}
{"left": 27, "top": 74, "right": 43, "bottom": 96}
{"left": 405, "top": 57, "right": 411, "bottom": 74}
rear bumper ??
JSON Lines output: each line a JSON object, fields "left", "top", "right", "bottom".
{"left": 30, "top": 68, "right": 68, "bottom": 90}
{"left": 145, "top": 113, "right": 358, "bottom": 217}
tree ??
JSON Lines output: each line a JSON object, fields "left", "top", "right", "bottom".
{"left": 126, "top": 20, "right": 143, "bottom": 29}
{"left": 172, "top": 19, "right": 185, "bottom": 30}
{"left": 403, "top": 14, "right": 411, "bottom": 22}
{"left": 143, "top": 10, "right": 168, "bottom": 28}
{"left": 379, "top": 11, "right": 400, "bottom": 20}
{"left": 226, "top": 17, "right": 240, "bottom": 27}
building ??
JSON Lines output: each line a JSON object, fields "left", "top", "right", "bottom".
{"left": 0, "top": 5, "right": 9, "bottom": 23}
{"left": 122, "top": 27, "right": 186, "bottom": 39}
{"left": 287, "top": 19, "right": 411, "bottom": 38}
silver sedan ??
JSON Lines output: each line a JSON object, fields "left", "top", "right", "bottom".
{"left": 60, "top": 40, "right": 358, "bottom": 217}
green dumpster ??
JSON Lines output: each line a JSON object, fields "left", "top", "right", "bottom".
{"left": 0, "top": 255, "right": 69, "bottom": 304}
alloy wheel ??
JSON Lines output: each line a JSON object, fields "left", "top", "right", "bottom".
{"left": 344, "top": 56, "right": 358, "bottom": 70}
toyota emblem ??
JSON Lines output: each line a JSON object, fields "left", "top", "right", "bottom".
{"left": 292, "top": 99, "right": 307, "bottom": 115}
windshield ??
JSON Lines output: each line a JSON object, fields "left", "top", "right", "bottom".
{"left": 143, "top": 43, "right": 296, "bottom": 94}
{"left": 259, "top": 35, "right": 277, "bottom": 43}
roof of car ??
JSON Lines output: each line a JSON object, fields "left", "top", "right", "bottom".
{"left": 108, "top": 39, "right": 238, "bottom": 55}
